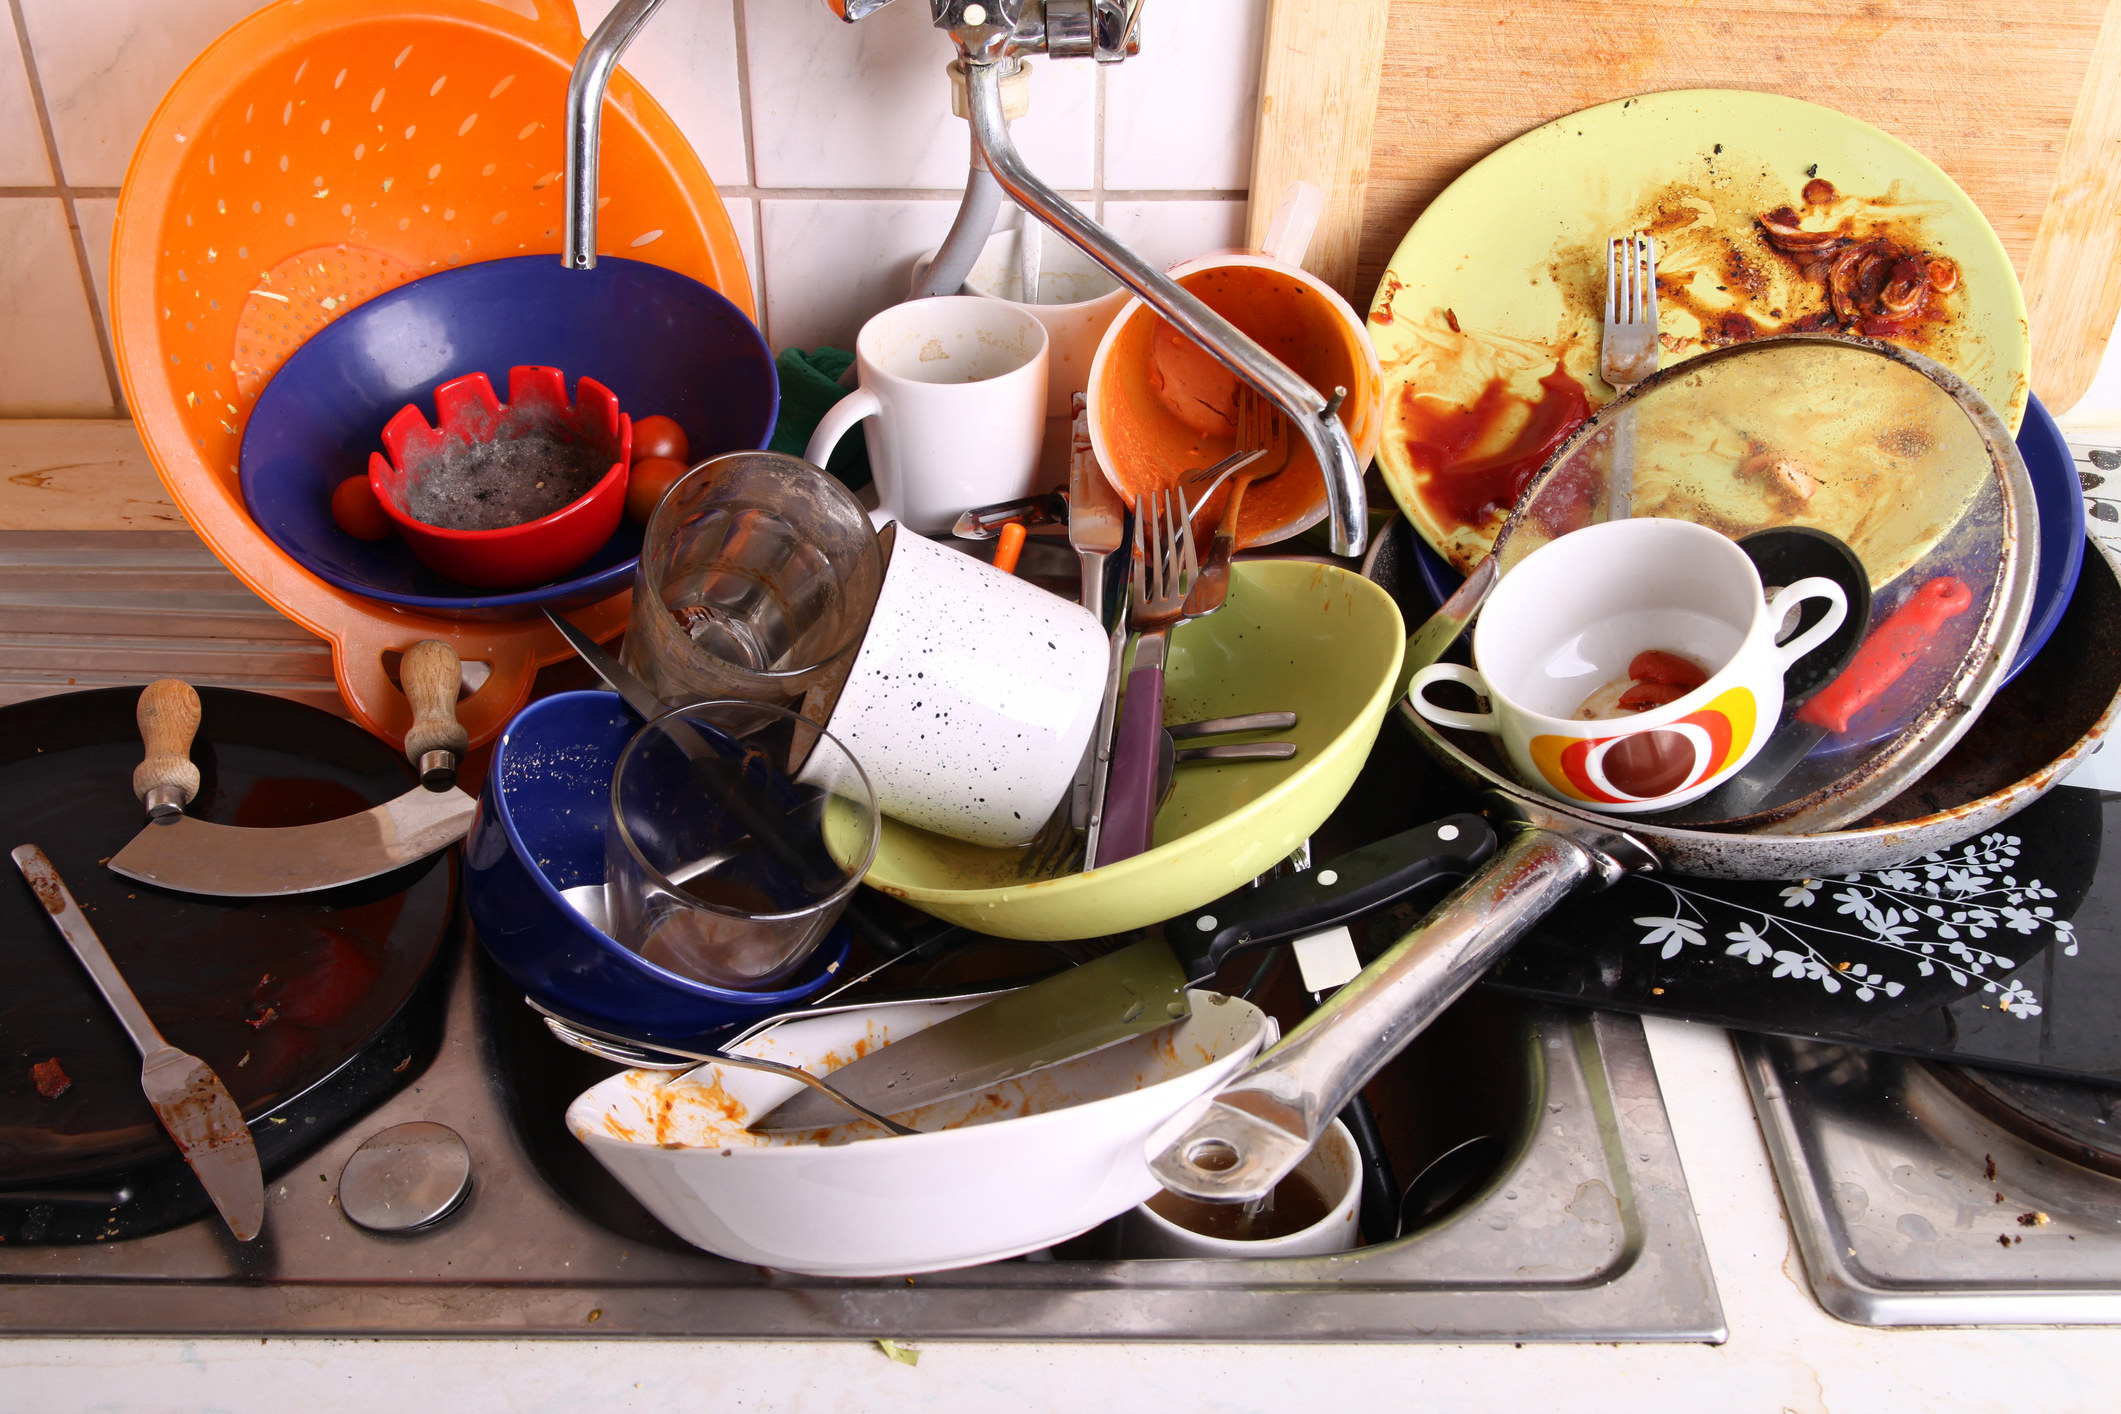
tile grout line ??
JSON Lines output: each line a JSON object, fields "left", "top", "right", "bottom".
{"left": 728, "top": 0, "right": 768, "bottom": 345}
{"left": 8, "top": 0, "right": 123, "bottom": 415}
{"left": 1092, "top": 54, "right": 1105, "bottom": 223}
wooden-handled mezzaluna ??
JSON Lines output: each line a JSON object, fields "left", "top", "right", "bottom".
{"left": 400, "top": 639, "right": 470, "bottom": 790}
{"left": 133, "top": 678, "right": 203, "bottom": 821}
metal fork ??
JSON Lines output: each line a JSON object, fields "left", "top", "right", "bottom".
{"left": 1177, "top": 384, "right": 1276, "bottom": 508}
{"left": 1601, "top": 233, "right": 1659, "bottom": 521}
{"left": 1091, "top": 486, "right": 1197, "bottom": 868}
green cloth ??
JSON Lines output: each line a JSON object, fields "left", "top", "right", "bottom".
{"left": 768, "top": 346, "right": 872, "bottom": 492}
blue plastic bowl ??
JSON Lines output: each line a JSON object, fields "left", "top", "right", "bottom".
{"left": 240, "top": 256, "right": 777, "bottom": 617}
{"left": 1407, "top": 393, "right": 2089, "bottom": 685}
{"left": 465, "top": 690, "right": 849, "bottom": 1044}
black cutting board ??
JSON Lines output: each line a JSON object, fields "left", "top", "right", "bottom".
{"left": 0, "top": 687, "right": 454, "bottom": 1192}
{"left": 1477, "top": 782, "right": 2121, "bottom": 1085}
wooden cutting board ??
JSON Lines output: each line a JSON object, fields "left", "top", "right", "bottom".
{"left": 1249, "top": 0, "right": 2121, "bottom": 414}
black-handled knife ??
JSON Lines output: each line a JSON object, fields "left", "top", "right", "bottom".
{"left": 1168, "top": 813, "right": 1496, "bottom": 983}
{"left": 746, "top": 812, "right": 1499, "bottom": 1132}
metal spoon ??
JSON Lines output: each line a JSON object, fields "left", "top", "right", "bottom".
{"left": 528, "top": 1002, "right": 921, "bottom": 1137}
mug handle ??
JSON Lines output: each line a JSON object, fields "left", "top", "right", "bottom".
{"left": 1407, "top": 664, "right": 1500, "bottom": 734}
{"left": 1583, "top": 721, "right": 1715, "bottom": 804}
{"left": 803, "top": 386, "right": 881, "bottom": 471}
{"left": 1768, "top": 576, "right": 1850, "bottom": 669}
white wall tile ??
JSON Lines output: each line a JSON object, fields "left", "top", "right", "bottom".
{"left": 1102, "top": 198, "right": 1247, "bottom": 270}
{"left": 20, "top": 0, "right": 271, "bottom": 187}
{"left": 0, "top": 15, "right": 52, "bottom": 185}
{"left": 75, "top": 198, "right": 116, "bottom": 327}
{"left": 578, "top": 0, "right": 749, "bottom": 186}
{"left": 74, "top": 197, "right": 118, "bottom": 414}
{"left": 718, "top": 193, "right": 762, "bottom": 325}
{"left": 0, "top": 199, "right": 116, "bottom": 416}
{"left": 744, "top": 0, "right": 1094, "bottom": 192}
{"left": 1102, "top": 0, "right": 1265, "bottom": 192}
{"left": 760, "top": 197, "right": 958, "bottom": 353}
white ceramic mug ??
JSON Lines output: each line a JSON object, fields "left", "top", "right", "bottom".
{"left": 921, "top": 221, "right": 1131, "bottom": 419}
{"left": 1407, "top": 518, "right": 1848, "bottom": 813}
{"left": 1120, "top": 1117, "right": 1361, "bottom": 1259}
{"left": 804, "top": 296, "right": 1048, "bottom": 536}
{"left": 809, "top": 525, "right": 1108, "bottom": 848}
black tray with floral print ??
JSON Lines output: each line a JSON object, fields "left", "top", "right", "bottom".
{"left": 1477, "top": 783, "right": 2121, "bottom": 1085}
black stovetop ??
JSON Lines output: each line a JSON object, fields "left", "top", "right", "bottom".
{"left": 1485, "top": 783, "right": 2121, "bottom": 1086}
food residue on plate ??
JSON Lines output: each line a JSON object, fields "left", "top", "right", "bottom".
{"left": 31, "top": 1057, "right": 70, "bottom": 1100}
{"left": 1391, "top": 361, "right": 1592, "bottom": 534}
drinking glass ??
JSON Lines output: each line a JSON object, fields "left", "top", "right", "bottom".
{"left": 623, "top": 451, "right": 884, "bottom": 716}
{"left": 605, "top": 700, "right": 879, "bottom": 989}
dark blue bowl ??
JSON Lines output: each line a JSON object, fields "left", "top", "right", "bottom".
{"left": 1407, "top": 394, "right": 2089, "bottom": 685}
{"left": 240, "top": 256, "right": 777, "bottom": 617}
{"left": 465, "top": 690, "right": 848, "bottom": 1043}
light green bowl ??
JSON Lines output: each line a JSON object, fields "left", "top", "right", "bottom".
{"left": 863, "top": 559, "right": 1407, "bottom": 940}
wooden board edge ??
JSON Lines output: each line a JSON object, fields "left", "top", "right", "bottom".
{"left": 1245, "top": 0, "right": 1393, "bottom": 303}
{"left": 2027, "top": 0, "right": 2121, "bottom": 415}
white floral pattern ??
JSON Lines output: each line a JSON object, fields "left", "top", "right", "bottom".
{"left": 1636, "top": 832, "right": 2075, "bottom": 1017}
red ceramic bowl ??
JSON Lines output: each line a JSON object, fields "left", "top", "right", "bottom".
{"left": 368, "top": 365, "right": 633, "bottom": 590}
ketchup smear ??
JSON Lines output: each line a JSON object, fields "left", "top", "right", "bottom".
{"left": 1397, "top": 363, "right": 1591, "bottom": 530}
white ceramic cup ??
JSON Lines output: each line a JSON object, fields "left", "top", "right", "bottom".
{"left": 1406, "top": 518, "right": 1848, "bottom": 813}
{"left": 921, "top": 224, "right": 1131, "bottom": 419}
{"left": 1120, "top": 1116, "right": 1361, "bottom": 1259}
{"left": 809, "top": 525, "right": 1108, "bottom": 848}
{"left": 804, "top": 295, "right": 1049, "bottom": 536}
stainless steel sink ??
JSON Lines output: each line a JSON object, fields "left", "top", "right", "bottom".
{"left": 0, "top": 530, "right": 1724, "bottom": 1340}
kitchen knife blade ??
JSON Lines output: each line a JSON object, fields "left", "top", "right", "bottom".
{"left": 107, "top": 650, "right": 474, "bottom": 897}
{"left": 1707, "top": 576, "right": 1975, "bottom": 816}
{"left": 1070, "top": 398, "right": 1129, "bottom": 839}
{"left": 14, "top": 844, "right": 265, "bottom": 1241}
{"left": 748, "top": 813, "right": 1496, "bottom": 1132}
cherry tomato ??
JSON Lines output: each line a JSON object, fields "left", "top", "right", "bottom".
{"left": 631, "top": 415, "right": 690, "bottom": 466}
{"left": 626, "top": 456, "right": 689, "bottom": 525}
{"left": 1627, "top": 650, "right": 1708, "bottom": 689}
{"left": 331, "top": 475, "right": 394, "bottom": 541}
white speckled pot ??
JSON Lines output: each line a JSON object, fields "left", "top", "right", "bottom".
{"left": 816, "top": 526, "right": 1108, "bottom": 848}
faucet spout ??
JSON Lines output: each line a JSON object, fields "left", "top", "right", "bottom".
{"left": 564, "top": 0, "right": 669, "bottom": 271}
{"left": 957, "top": 58, "right": 1366, "bottom": 557}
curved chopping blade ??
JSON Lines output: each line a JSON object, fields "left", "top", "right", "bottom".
{"left": 107, "top": 786, "right": 475, "bottom": 897}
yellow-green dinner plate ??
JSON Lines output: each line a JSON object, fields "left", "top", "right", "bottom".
{"left": 1368, "top": 89, "right": 2030, "bottom": 575}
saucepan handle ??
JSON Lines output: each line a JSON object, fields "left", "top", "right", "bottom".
{"left": 1146, "top": 824, "right": 1609, "bottom": 1203}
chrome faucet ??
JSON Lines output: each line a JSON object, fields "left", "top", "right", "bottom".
{"left": 562, "top": 0, "right": 1367, "bottom": 557}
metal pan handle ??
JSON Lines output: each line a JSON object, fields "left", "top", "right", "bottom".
{"left": 1148, "top": 796, "right": 1655, "bottom": 1203}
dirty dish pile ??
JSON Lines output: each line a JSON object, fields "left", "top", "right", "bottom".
{"left": 241, "top": 255, "right": 777, "bottom": 617}
{"left": 1088, "top": 245, "right": 1381, "bottom": 550}
{"left": 566, "top": 988, "right": 1272, "bottom": 1275}
{"left": 860, "top": 559, "right": 1406, "bottom": 939}
{"left": 606, "top": 700, "right": 879, "bottom": 989}
{"left": 623, "top": 452, "right": 885, "bottom": 715}
{"left": 1367, "top": 90, "right": 2032, "bottom": 578}
{"left": 465, "top": 690, "right": 851, "bottom": 1044}
{"left": 111, "top": 0, "right": 760, "bottom": 747}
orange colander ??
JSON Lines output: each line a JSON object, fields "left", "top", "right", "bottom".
{"left": 111, "top": 0, "right": 753, "bottom": 749}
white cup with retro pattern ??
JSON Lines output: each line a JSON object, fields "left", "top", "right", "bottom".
{"left": 1407, "top": 517, "right": 1848, "bottom": 814}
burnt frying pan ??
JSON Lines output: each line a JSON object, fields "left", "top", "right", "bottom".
{"left": 0, "top": 688, "right": 454, "bottom": 1206}
{"left": 1150, "top": 336, "right": 2057, "bottom": 1202}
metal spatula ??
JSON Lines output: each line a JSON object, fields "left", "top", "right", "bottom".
{"left": 12, "top": 845, "right": 264, "bottom": 1241}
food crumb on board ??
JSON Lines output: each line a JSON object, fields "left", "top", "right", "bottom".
{"left": 876, "top": 1338, "right": 920, "bottom": 1367}
{"left": 2019, "top": 1211, "right": 2051, "bottom": 1227}
{"left": 31, "top": 1057, "right": 70, "bottom": 1099}
{"left": 1985, "top": 1153, "right": 1998, "bottom": 1182}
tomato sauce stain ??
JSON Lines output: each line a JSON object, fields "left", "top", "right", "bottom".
{"left": 1396, "top": 362, "right": 1592, "bottom": 532}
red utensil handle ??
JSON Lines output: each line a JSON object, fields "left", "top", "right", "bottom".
{"left": 1094, "top": 665, "right": 1166, "bottom": 866}
{"left": 1796, "top": 576, "right": 1974, "bottom": 734}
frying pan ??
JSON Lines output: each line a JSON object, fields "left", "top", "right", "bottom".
{"left": 1150, "top": 335, "right": 2050, "bottom": 1203}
